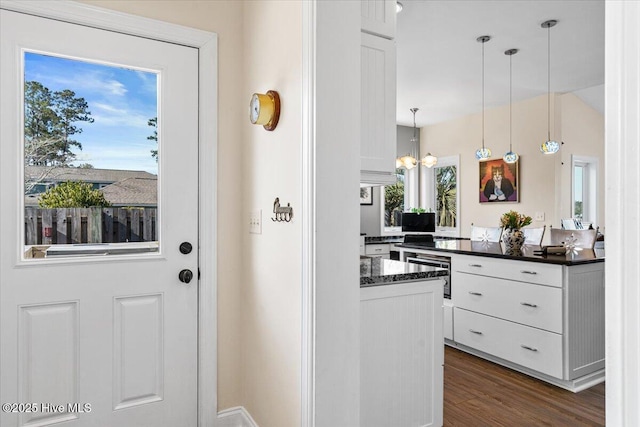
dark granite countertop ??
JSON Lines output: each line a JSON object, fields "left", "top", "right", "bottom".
{"left": 395, "top": 240, "right": 605, "bottom": 266}
{"left": 360, "top": 256, "right": 448, "bottom": 287}
{"left": 364, "top": 235, "right": 466, "bottom": 245}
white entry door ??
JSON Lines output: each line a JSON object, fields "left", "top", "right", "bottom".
{"left": 1, "top": 9, "right": 199, "bottom": 427}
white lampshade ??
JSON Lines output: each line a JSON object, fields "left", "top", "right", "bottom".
{"left": 400, "top": 155, "right": 418, "bottom": 169}
{"left": 421, "top": 154, "right": 438, "bottom": 168}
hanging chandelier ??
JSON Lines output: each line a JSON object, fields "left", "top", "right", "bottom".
{"left": 396, "top": 108, "right": 419, "bottom": 170}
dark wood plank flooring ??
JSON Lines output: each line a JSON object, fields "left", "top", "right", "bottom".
{"left": 444, "top": 346, "right": 605, "bottom": 426}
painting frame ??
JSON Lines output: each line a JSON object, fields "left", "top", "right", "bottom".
{"left": 360, "top": 186, "right": 373, "bottom": 205}
{"left": 479, "top": 158, "right": 519, "bottom": 203}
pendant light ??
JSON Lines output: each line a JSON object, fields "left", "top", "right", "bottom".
{"left": 540, "top": 19, "right": 561, "bottom": 154}
{"left": 503, "top": 48, "right": 519, "bottom": 164}
{"left": 419, "top": 110, "right": 438, "bottom": 168}
{"left": 396, "top": 108, "right": 419, "bottom": 170}
{"left": 475, "top": 35, "right": 492, "bottom": 160}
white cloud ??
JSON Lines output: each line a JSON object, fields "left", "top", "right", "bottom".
{"left": 91, "top": 102, "right": 150, "bottom": 129}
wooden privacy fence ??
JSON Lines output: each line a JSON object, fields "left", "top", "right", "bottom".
{"left": 25, "top": 207, "right": 157, "bottom": 245}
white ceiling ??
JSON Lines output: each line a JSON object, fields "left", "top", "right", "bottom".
{"left": 396, "top": 0, "right": 605, "bottom": 127}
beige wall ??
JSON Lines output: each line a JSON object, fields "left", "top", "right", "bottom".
{"left": 559, "top": 92, "right": 605, "bottom": 230}
{"left": 421, "top": 92, "right": 604, "bottom": 240}
{"left": 241, "top": 1, "right": 302, "bottom": 427}
{"left": 81, "top": 2, "right": 303, "bottom": 424}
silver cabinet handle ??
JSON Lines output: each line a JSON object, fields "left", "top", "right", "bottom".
{"left": 520, "top": 270, "right": 538, "bottom": 275}
{"left": 374, "top": 248, "right": 382, "bottom": 252}
{"left": 520, "top": 302, "right": 538, "bottom": 308}
{"left": 521, "top": 345, "right": 538, "bottom": 352}
{"left": 469, "top": 329, "right": 483, "bottom": 335}
{"left": 468, "top": 291, "right": 483, "bottom": 296}
{"left": 469, "top": 264, "right": 483, "bottom": 268}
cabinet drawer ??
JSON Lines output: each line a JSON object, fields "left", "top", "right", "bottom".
{"left": 454, "top": 308, "right": 563, "bottom": 379}
{"left": 365, "top": 244, "right": 390, "bottom": 255}
{"left": 453, "top": 255, "right": 563, "bottom": 288}
{"left": 453, "top": 272, "right": 562, "bottom": 333}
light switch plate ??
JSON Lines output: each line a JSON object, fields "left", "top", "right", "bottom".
{"left": 535, "top": 211, "right": 545, "bottom": 221}
{"left": 249, "top": 210, "right": 262, "bottom": 234}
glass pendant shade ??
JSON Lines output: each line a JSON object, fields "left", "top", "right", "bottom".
{"left": 503, "top": 151, "right": 519, "bottom": 163}
{"left": 540, "top": 140, "right": 560, "bottom": 154}
{"left": 475, "top": 147, "right": 492, "bottom": 160}
{"left": 421, "top": 154, "right": 438, "bottom": 168}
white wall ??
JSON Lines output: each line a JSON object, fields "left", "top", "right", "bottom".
{"left": 421, "top": 92, "right": 604, "bottom": 240}
{"left": 241, "top": 1, "right": 302, "bottom": 426}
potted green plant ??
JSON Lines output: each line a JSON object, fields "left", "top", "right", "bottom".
{"left": 499, "top": 210, "right": 532, "bottom": 254}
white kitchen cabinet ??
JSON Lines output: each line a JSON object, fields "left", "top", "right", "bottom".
{"left": 361, "top": 280, "right": 444, "bottom": 427}
{"left": 361, "top": 32, "right": 396, "bottom": 186}
{"left": 361, "top": 0, "right": 396, "bottom": 39}
{"left": 451, "top": 256, "right": 605, "bottom": 392}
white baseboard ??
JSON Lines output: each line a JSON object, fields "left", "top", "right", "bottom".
{"left": 217, "top": 407, "right": 259, "bottom": 427}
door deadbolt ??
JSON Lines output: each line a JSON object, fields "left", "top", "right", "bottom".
{"left": 178, "top": 269, "right": 193, "bottom": 284}
{"left": 179, "top": 242, "right": 193, "bottom": 254}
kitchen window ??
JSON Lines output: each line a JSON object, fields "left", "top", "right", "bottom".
{"left": 422, "top": 155, "right": 460, "bottom": 237}
{"left": 381, "top": 166, "right": 419, "bottom": 234}
{"left": 572, "top": 155, "right": 599, "bottom": 227}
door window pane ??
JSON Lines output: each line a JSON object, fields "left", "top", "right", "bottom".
{"left": 23, "top": 52, "right": 159, "bottom": 258}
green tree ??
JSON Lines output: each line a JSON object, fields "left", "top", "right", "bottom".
{"left": 147, "top": 117, "right": 158, "bottom": 161}
{"left": 436, "top": 166, "right": 457, "bottom": 227}
{"left": 51, "top": 89, "right": 94, "bottom": 160}
{"left": 38, "top": 181, "right": 111, "bottom": 208}
{"left": 24, "top": 81, "right": 93, "bottom": 166}
{"left": 384, "top": 181, "right": 404, "bottom": 227}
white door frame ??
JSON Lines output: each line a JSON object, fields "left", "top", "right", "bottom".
{"left": 0, "top": 1, "right": 218, "bottom": 425}
{"left": 604, "top": 1, "right": 640, "bottom": 425}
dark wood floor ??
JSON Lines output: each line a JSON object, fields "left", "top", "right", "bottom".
{"left": 444, "top": 346, "right": 605, "bottom": 426}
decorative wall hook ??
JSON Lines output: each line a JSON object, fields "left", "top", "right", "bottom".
{"left": 272, "top": 197, "right": 293, "bottom": 222}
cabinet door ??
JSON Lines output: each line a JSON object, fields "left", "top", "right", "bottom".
{"left": 361, "top": 281, "right": 444, "bottom": 427}
{"left": 361, "top": 33, "right": 396, "bottom": 184}
{"left": 361, "top": 0, "right": 396, "bottom": 39}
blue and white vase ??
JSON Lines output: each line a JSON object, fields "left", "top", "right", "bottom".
{"left": 502, "top": 228, "right": 525, "bottom": 255}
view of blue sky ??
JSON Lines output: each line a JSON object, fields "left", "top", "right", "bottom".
{"left": 25, "top": 52, "right": 158, "bottom": 174}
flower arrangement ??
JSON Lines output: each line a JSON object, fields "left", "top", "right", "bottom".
{"left": 500, "top": 210, "right": 532, "bottom": 230}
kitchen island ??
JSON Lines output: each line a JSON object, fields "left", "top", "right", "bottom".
{"left": 395, "top": 240, "right": 605, "bottom": 392}
{"left": 360, "top": 256, "right": 447, "bottom": 427}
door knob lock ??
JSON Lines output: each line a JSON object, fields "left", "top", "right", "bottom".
{"left": 178, "top": 269, "right": 193, "bottom": 284}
